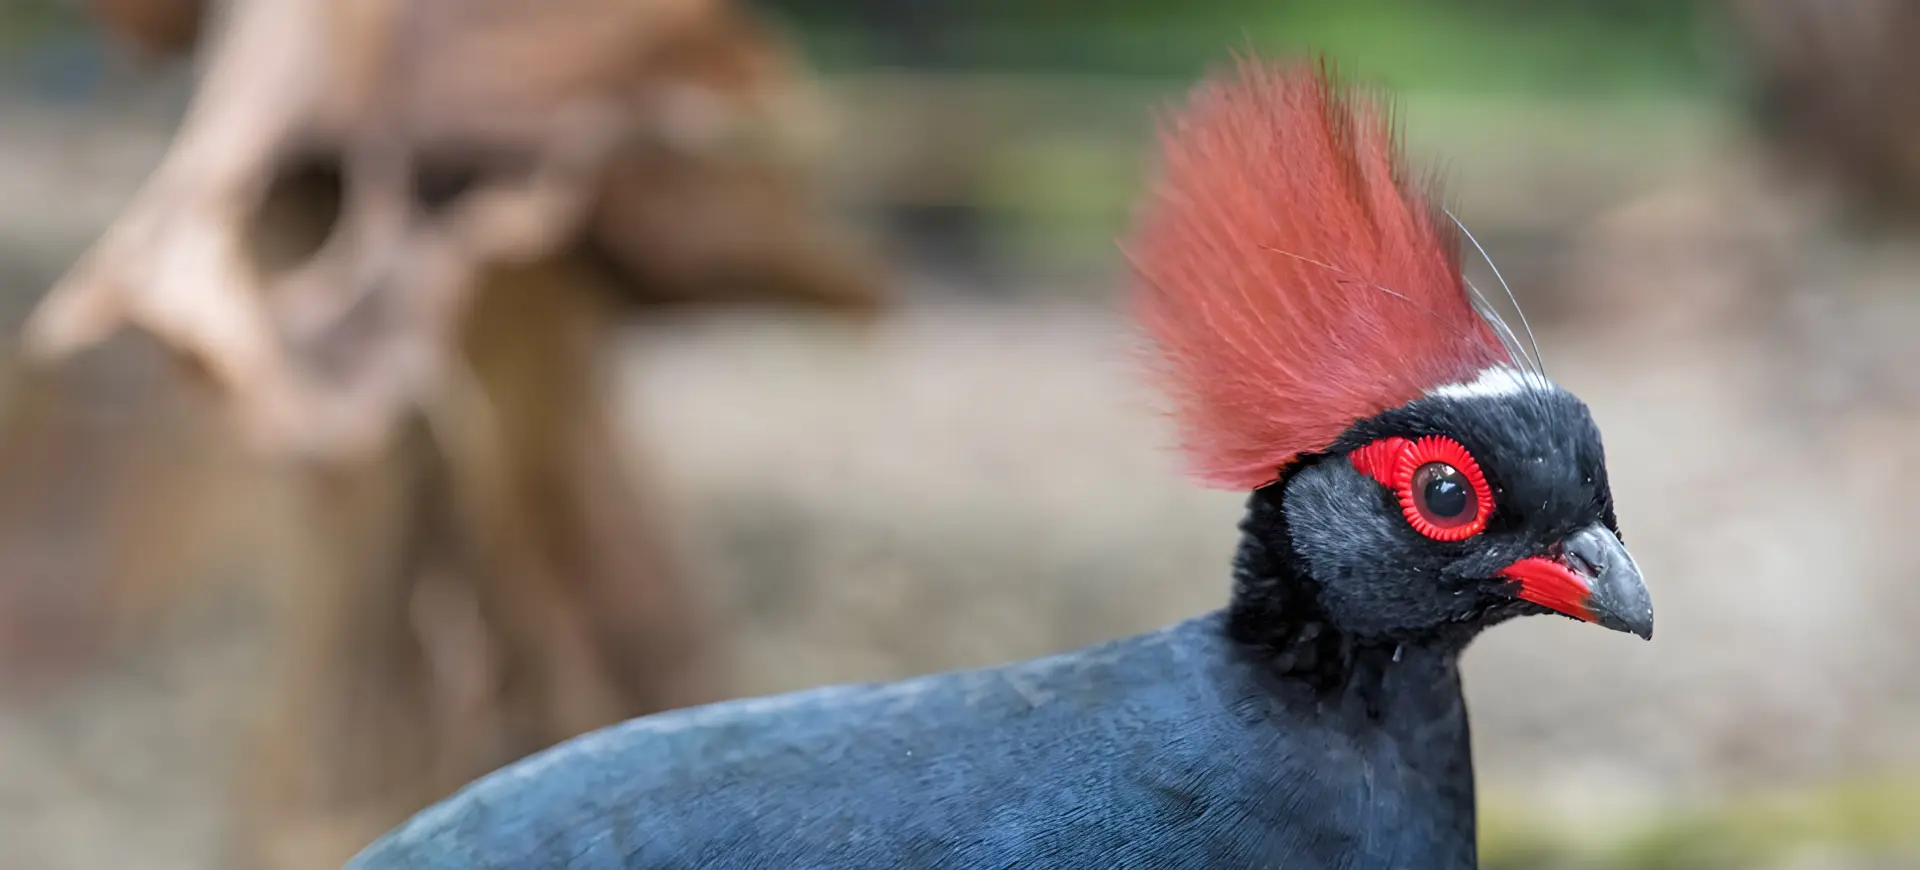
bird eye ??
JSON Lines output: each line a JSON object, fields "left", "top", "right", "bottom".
{"left": 1411, "top": 462, "right": 1475, "bottom": 527}
{"left": 1349, "top": 434, "right": 1493, "bottom": 541}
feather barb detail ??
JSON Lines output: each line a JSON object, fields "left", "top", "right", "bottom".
{"left": 1127, "top": 56, "right": 1511, "bottom": 490}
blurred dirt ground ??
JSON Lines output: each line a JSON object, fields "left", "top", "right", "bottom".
{"left": 4, "top": 83, "right": 1920, "bottom": 868}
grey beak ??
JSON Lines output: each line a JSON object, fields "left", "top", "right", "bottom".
{"left": 1499, "top": 522, "right": 1654, "bottom": 640}
{"left": 1562, "top": 523, "right": 1654, "bottom": 640}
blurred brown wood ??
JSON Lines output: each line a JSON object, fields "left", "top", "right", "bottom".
{"left": 25, "top": 0, "right": 879, "bottom": 457}
{"left": 0, "top": 346, "right": 205, "bottom": 688}
{"left": 1727, "top": 0, "right": 1920, "bottom": 221}
{"left": 87, "top": 0, "right": 208, "bottom": 57}
{"left": 232, "top": 252, "right": 728, "bottom": 869}
{"left": 0, "top": 0, "right": 885, "bottom": 867}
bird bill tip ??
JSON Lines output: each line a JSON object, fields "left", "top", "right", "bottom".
{"left": 1498, "top": 523, "right": 1652, "bottom": 640}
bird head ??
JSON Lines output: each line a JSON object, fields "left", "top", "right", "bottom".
{"left": 1128, "top": 58, "right": 1651, "bottom": 649}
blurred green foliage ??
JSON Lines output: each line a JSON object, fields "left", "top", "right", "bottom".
{"left": 768, "top": 0, "right": 1726, "bottom": 97}
{"left": 1481, "top": 778, "right": 1920, "bottom": 870}
{"left": 0, "top": 0, "right": 1731, "bottom": 97}
{"left": 0, "top": 0, "right": 80, "bottom": 52}
{"left": 766, "top": 0, "right": 1740, "bottom": 271}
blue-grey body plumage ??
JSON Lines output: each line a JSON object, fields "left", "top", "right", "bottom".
{"left": 348, "top": 612, "right": 1477, "bottom": 870}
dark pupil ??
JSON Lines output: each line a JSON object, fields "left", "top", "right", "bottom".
{"left": 1417, "top": 463, "right": 1470, "bottom": 520}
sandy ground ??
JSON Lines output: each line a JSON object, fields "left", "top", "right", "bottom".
{"left": 3, "top": 85, "right": 1920, "bottom": 868}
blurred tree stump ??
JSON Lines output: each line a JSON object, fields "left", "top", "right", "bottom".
{"left": 0, "top": 338, "right": 242, "bottom": 689}
{"left": 232, "top": 249, "right": 729, "bottom": 869}
{"left": 1, "top": 0, "right": 884, "bottom": 867}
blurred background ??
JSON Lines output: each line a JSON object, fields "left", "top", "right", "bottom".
{"left": 2, "top": 0, "right": 1919, "bottom": 868}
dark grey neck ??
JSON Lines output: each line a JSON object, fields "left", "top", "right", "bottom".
{"left": 1225, "top": 483, "right": 1472, "bottom": 702}
{"left": 1216, "top": 487, "right": 1479, "bottom": 867}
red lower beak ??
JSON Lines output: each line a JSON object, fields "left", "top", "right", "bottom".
{"left": 1496, "top": 523, "right": 1653, "bottom": 639}
{"left": 1499, "top": 557, "right": 1595, "bottom": 622}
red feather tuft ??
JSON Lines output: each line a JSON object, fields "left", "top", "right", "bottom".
{"left": 1127, "top": 56, "right": 1512, "bottom": 490}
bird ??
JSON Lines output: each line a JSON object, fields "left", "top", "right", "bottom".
{"left": 342, "top": 56, "right": 1653, "bottom": 870}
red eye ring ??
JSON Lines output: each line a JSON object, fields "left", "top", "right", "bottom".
{"left": 1348, "top": 435, "right": 1493, "bottom": 541}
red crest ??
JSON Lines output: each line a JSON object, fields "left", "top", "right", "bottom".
{"left": 1128, "top": 57, "right": 1512, "bottom": 489}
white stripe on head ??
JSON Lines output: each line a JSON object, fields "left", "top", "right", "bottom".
{"left": 1427, "top": 366, "right": 1558, "bottom": 400}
